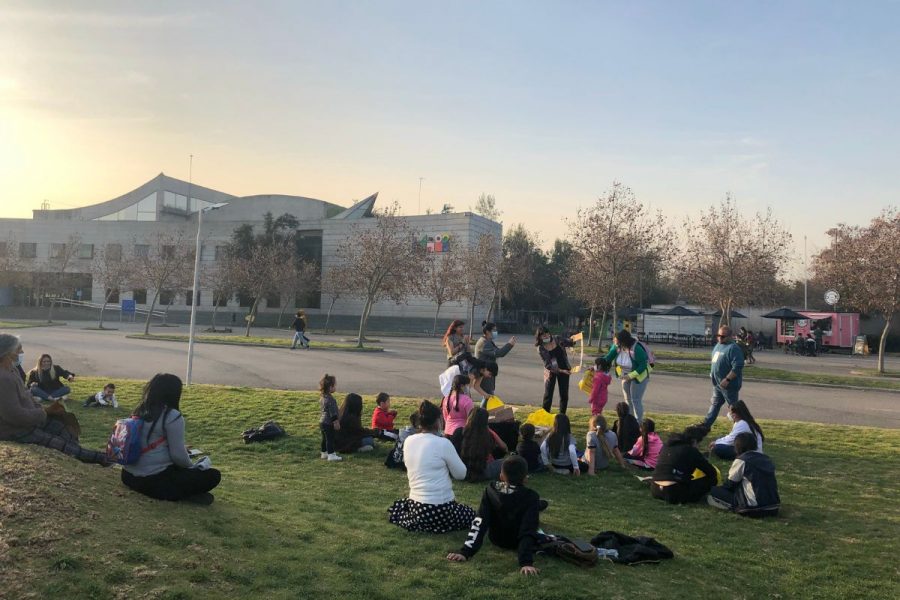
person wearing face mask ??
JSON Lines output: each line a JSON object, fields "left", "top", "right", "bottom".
{"left": 535, "top": 325, "right": 576, "bottom": 414}
{"left": 703, "top": 325, "right": 745, "bottom": 428}
{"left": 709, "top": 401, "right": 764, "bottom": 461}
{"left": 474, "top": 321, "right": 517, "bottom": 402}
{"left": 0, "top": 334, "right": 108, "bottom": 464}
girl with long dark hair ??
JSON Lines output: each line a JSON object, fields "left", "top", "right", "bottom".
{"left": 710, "top": 400, "right": 765, "bottom": 460}
{"left": 121, "top": 373, "right": 221, "bottom": 504}
{"left": 535, "top": 325, "right": 577, "bottom": 414}
{"left": 443, "top": 320, "right": 471, "bottom": 365}
{"left": 621, "top": 418, "right": 663, "bottom": 470}
{"left": 442, "top": 374, "right": 474, "bottom": 436}
{"left": 611, "top": 401, "right": 640, "bottom": 453}
{"left": 334, "top": 393, "right": 376, "bottom": 453}
{"left": 457, "top": 407, "right": 507, "bottom": 481}
{"left": 540, "top": 413, "right": 582, "bottom": 475}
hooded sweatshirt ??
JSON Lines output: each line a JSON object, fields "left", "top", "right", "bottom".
{"left": 652, "top": 434, "right": 717, "bottom": 483}
{"left": 724, "top": 450, "right": 781, "bottom": 513}
{"left": 458, "top": 480, "right": 542, "bottom": 566}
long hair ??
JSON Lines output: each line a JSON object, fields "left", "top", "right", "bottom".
{"left": 417, "top": 400, "right": 442, "bottom": 432}
{"left": 534, "top": 325, "right": 551, "bottom": 347}
{"left": 339, "top": 393, "right": 363, "bottom": 430}
{"left": 638, "top": 418, "right": 655, "bottom": 458}
{"left": 443, "top": 320, "right": 465, "bottom": 344}
{"left": 547, "top": 413, "right": 572, "bottom": 459}
{"left": 615, "top": 329, "right": 635, "bottom": 349}
{"left": 134, "top": 373, "right": 183, "bottom": 441}
{"left": 460, "top": 407, "right": 493, "bottom": 477}
{"left": 34, "top": 353, "right": 53, "bottom": 372}
{"left": 444, "top": 374, "right": 469, "bottom": 413}
{"left": 731, "top": 400, "right": 764, "bottom": 442}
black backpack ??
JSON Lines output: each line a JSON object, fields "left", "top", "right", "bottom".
{"left": 242, "top": 421, "right": 287, "bottom": 443}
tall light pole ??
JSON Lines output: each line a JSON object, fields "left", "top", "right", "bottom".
{"left": 418, "top": 177, "right": 424, "bottom": 214}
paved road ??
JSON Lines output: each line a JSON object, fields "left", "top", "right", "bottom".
{"left": 11, "top": 322, "right": 900, "bottom": 429}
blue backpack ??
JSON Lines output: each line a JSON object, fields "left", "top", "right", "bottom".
{"left": 106, "top": 416, "right": 166, "bottom": 465}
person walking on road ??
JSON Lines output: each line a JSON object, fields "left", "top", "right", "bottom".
{"left": 290, "top": 310, "right": 310, "bottom": 349}
{"left": 704, "top": 326, "right": 745, "bottom": 428}
{"left": 474, "top": 321, "right": 516, "bottom": 401}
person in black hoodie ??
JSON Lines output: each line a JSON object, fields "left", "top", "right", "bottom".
{"left": 611, "top": 401, "right": 640, "bottom": 453}
{"left": 446, "top": 456, "right": 546, "bottom": 576}
{"left": 650, "top": 424, "right": 719, "bottom": 504}
{"left": 708, "top": 432, "right": 780, "bottom": 517}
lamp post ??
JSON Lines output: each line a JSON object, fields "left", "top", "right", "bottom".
{"left": 186, "top": 201, "right": 228, "bottom": 385}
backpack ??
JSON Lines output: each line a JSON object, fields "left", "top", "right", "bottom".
{"left": 635, "top": 340, "right": 656, "bottom": 369}
{"left": 242, "top": 421, "right": 287, "bottom": 443}
{"left": 106, "top": 416, "right": 166, "bottom": 465}
{"left": 539, "top": 534, "right": 598, "bottom": 568}
{"left": 384, "top": 437, "right": 407, "bottom": 470}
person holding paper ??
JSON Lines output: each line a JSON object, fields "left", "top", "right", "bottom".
{"left": 535, "top": 326, "right": 576, "bottom": 414}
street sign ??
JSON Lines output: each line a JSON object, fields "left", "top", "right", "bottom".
{"left": 825, "top": 290, "right": 840, "bottom": 306}
{"left": 121, "top": 299, "right": 136, "bottom": 314}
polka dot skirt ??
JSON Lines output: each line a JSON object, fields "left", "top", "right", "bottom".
{"left": 387, "top": 498, "right": 476, "bottom": 534}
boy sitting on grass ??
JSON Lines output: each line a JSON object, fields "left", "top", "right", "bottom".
{"left": 446, "top": 456, "right": 547, "bottom": 576}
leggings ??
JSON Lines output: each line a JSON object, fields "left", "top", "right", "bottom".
{"left": 17, "top": 419, "right": 106, "bottom": 464}
{"left": 320, "top": 422, "right": 336, "bottom": 454}
{"left": 542, "top": 372, "right": 570, "bottom": 414}
{"left": 122, "top": 465, "right": 221, "bottom": 501}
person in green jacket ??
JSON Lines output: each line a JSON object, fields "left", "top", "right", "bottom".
{"left": 603, "top": 329, "right": 651, "bottom": 421}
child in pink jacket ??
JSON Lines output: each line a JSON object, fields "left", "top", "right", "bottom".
{"left": 588, "top": 358, "right": 612, "bottom": 416}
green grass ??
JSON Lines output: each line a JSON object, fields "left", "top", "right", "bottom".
{"left": 589, "top": 348, "right": 710, "bottom": 361}
{"left": 2, "top": 377, "right": 898, "bottom": 599}
{"left": 126, "top": 333, "right": 384, "bottom": 352}
{"left": 853, "top": 369, "right": 900, "bottom": 379}
{"left": 655, "top": 362, "right": 900, "bottom": 391}
{"left": 0, "top": 320, "right": 65, "bottom": 329}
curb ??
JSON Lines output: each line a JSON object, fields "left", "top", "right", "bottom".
{"left": 654, "top": 370, "right": 900, "bottom": 394}
{"left": 125, "top": 335, "right": 384, "bottom": 353}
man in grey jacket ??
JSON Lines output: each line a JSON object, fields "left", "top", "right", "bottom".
{"left": 703, "top": 326, "right": 744, "bottom": 427}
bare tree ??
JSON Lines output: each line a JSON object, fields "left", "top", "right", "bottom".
{"left": 423, "top": 253, "right": 465, "bottom": 336}
{"left": 42, "top": 234, "right": 83, "bottom": 323}
{"left": 814, "top": 209, "right": 900, "bottom": 373}
{"left": 460, "top": 234, "right": 499, "bottom": 338}
{"left": 335, "top": 204, "right": 426, "bottom": 348}
{"left": 272, "top": 258, "right": 321, "bottom": 328}
{"left": 566, "top": 182, "right": 673, "bottom": 336}
{"left": 92, "top": 246, "right": 134, "bottom": 329}
{"left": 473, "top": 193, "right": 502, "bottom": 222}
{"left": 134, "top": 232, "right": 195, "bottom": 335}
{"left": 228, "top": 242, "right": 290, "bottom": 336}
{"left": 678, "top": 195, "right": 792, "bottom": 327}
{"left": 320, "top": 263, "right": 353, "bottom": 334}
{"left": 0, "top": 234, "right": 25, "bottom": 290}
{"left": 202, "top": 261, "right": 236, "bottom": 333}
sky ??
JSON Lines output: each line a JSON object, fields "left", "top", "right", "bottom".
{"left": 1, "top": 0, "right": 897, "bottom": 277}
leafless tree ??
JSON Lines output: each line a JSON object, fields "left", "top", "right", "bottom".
{"left": 92, "top": 246, "right": 135, "bottom": 329}
{"left": 423, "top": 253, "right": 465, "bottom": 336}
{"left": 566, "top": 182, "right": 673, "bottom": 337}
{"left": 335, "top": 204, "right": 426, "bottom": 348}
{"left": 814, "top": 209, "right": 900, "bottom": 372}
{"left": 42, "top": 234, "right": 83, "bottom": 323}
{"left": 320, "top": 263, "right": 353, "bottom": 334}
{"left": 228, "top": 242, "right": 290, "bottom": 336}
{"left": 460, "top": 234, "right": 499, "bottom": 338}
{"left": 201, "top": 261, "right": 235, "bottom": 333}
{"left": 0, "top": 234, "right": 25, "bottom": 290}
{"left": 473, "top": 193, "right": 502, "bottom": 222}
{"left": 134, "top": 232, "right": 195, "bottom": 335}
{"left": 678, "top": 195, "right": 792, "bottom": 327}
{"left": 272, "top": 258, "right": 321, "bottom": 328}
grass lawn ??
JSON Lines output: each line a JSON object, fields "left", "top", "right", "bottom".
{"left": 126, "top": 333, "right": 383, "bottom": 352}
{"left": 2, "top": 378, "right": 898, "bottom": 599}
{"left": 654, "top": 362, "right": 900, "bottom": 391}
{"left": 0, "top": 320, "right": 65, "bottom": 329}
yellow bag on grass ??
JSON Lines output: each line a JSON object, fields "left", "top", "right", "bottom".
{"left": 524, "top": 408, "right": 556, "bottom": 428}
{"left": 485, "top": 395, "right": 504, "bottom": 410}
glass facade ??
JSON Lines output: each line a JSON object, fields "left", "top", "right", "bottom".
{"left": 95, "top": 193, "right": 157, "bottom": 221}
{"left": 163, "top": 191, "right": 212, "bottom": 213}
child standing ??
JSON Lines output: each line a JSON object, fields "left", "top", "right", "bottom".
{"left": 587, "top": 358, "right": 612, "bottom": 416}
{"left": 319, "top": 373, "right": 342, "bottom": 462}
{"left": 83, "top": 383, "right": 118, "bottom": 408}
{"left": 446, "top": 456, "right": 546, "bottom": 576}
{"left": 371, "top": 392, "right": 399, "bottom": 440}
{"left": 515, "top": 424, "right": 543, "bottom": 473}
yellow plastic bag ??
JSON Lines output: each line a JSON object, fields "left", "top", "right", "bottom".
{"left": 692, "top": 464, "right": 723, "bottom": 485}
{"left": 485, "top": 395, "right": 504, "bottom": 410}
{"left": 524, "top": 408, "right": 556, "bottom": 428}
{"left": 578, "top": 368, "right": 594, "bottom": 395}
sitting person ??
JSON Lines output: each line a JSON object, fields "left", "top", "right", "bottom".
{"left": 540, "top": 413, "right": 583, "bottom": 475}
{"left": 621, "top": 418, "right": 662, "bottom": 470}
{"left": 388, "top": 400, "right": 475, "bottom": 533}
{"left": 26, "top": 354, "right": 75, "bottom": 401}
{"left": 446, "top": 456, "right": 545, "bottom": 576}
{"left": 515, "top": 423, "right": 543, "bottom": 473}
{"left": 587, "top": 357, "right": 612, "bottom": 416}
{"left": 709, "top": 400, "right": 764, "bottom": 460}
{"left": 582, "top": 415, "right": 619, "bottom": 475}
{"left": 385, "top": 412, "right": 420, "bottom": 470}
{"left": 83, "top": 383, "right": 118, "bottom": 408}
{"left": 611, "top": 401, "right": 640, "bottom": 454}
{"left": 442, "top": 374, "right": 475, "bottom": 437}
{"left": 121, "top": 373, "right": 222, "bottom": 503}
{"left": 651, "top": 424, "right": 719, "bottom": 504}
{"left": 371, "top": 392, "right": 399, "bottom": 440}
{"left": 334, "top": 393, "right": 376, "bottom": 453}
{"left": 708, "top": 432, "right": 780, "bottom": 518}
{"left": 438, "top": 359, "right": 495, "bottom": 404}
{"left": 453, "top": 407, "right": 508, "bottom": 481}
{"left": 0, "top": 334, "right": 108, "bottom": 465}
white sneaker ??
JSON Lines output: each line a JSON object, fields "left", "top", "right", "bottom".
{"left": 320, "top": 452, "right": 328, "bottom": 459}
{"left": 358, "top": 445, "right": 374, "bottom": 452}
{"left": 327, "top": 453, "right": 343, "bottom": 462}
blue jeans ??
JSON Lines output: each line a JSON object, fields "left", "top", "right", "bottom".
{"left": 361, "top": 436, "right": 375, "bottom": 448}
{"left": 703, "top": 384, "right": 740, "bottom": 428}
{"left": 622, "top": 378, "right": 648, "bottom": 422}
{"left": 712, "top": 444, "right": 737, "bottom": 460}
{"left": 31, "top": 385, "right": 71, "bottom": 400}
{"left": 291, "top": 331, "right": 309, "bottom": 348}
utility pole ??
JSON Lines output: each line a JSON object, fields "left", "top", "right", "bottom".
{"left": 803, "top": 235, "right": 808, "bottom": 310}
{"left": 418, "top": 177, "right": 424, "bottom": 214}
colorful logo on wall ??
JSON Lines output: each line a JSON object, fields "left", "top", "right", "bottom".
{"left": 420, "top": 234, "right": 452, "bottom": 253}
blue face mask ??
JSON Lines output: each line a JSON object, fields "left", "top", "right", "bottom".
{"left": 491, "top": 331, "right": 498, "bottom": 340}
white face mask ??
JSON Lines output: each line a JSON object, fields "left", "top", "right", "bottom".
{"left": 726, "top": 412, "right": 734, "bottom": 422}
{"left": 542, "top": 336, "right": 552, "bottom": 344}
{"left": 491, "top": 331, "right": 498, "bottom": 340}
{"left": 13, "top": 352, "right": 23, "bottom": 366}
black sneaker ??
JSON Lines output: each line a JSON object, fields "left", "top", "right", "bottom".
{"left": 183, "top": 492, "right": 215, "bottom": 505}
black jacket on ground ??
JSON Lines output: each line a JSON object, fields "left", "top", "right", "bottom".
{"left": 652, "top": 435, "right": 717, "bottom": 484}
{"left": 458, "top": 481, "right": 541, "bottom": 567}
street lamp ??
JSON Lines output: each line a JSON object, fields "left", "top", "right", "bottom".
{"left": 186, "top": 201, "right": 229, "bottom": 385}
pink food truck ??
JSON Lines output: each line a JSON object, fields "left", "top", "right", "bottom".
{"left": 775, "top": 312, "right": 860, "bottom": 350}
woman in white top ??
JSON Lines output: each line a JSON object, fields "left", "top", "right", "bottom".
{"left": 388, "top": 400, "right": 475, "bottom": 533}
{"left": 540, "top": 413, "right": 584, "bottom": 475}
{"left": 121, "top": 373, "right": 221, "bottom": 504}
{"left": 710, "top": 400, "right": 765, "bottom": 461}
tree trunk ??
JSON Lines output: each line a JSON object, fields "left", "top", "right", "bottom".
{"left": 245, "top": 298, "right": 260, "bottom": 337}
{"left": 877, "top": 314, "right": 893, "bottom": 373}
{"left": 469, "top": 295, "right": 477, "bottom": 339}
{"left": 210, "top": 303, "right": 220, "bottom": 332}
{"left": 432, "top": 302, "right": 443, "bottom": 336}
{"left": 611, "top": 299, "right": 618, "bottom": 341}
{"left": 277, "top": 303, "right": 288, "bottom": 328}
{"left": 356, "top": 297, "right": 373, "bottom": 348}
{"left": 598, "top": 310, "right": 607, "bottom": 349}
{"left": 98, "top": 300, "right": 108, "bottom": 329}
{"left": 587, "top": 305, "right": 595, "bottom": 347}
{"left": 324, "top": 296, "right": 337, "bottom": 334}
{"left": 486, "top": 292, "right": 496, "bottom": 323}
{"left": 143, "top": 292, "right": 160, "bottom": 335}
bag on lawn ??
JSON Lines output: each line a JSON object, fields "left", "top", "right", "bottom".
{"left": 487, "top": 405, "right": 515, "bottom": 423}
{"left": 384, "top": 437, "right": 407, "bottom": 470}
{"left": 539, "top": 534, "right": 598, "bottom": 568}
{"left": 524, "top": 409, "right": 556, "bottom": 428}
{"left": 242, "top": 421, "right": 287, "bottom": 443}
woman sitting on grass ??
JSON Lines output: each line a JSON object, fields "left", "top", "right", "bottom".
{"left": 620, "top": 418, "right": 662, "bottom": 470}
{"left": 709, "top": 401, "right": 764, "bottom": 461}
{"left": 540, "top": 413, "right": 583, "bottom": 475}
{"left": 453, "top": 407, "right": 508, "bottom": 481}
{"left": 0, "top": 334, "right": 108, "bottom": 465}
{"left": 27, "top": 353, "right": 75, "bottom": 401}
{"left": 121, "top": 373, "right": 222, "bottom": 504}
{"left": 611, "top": 401, "right": 640, "bottom": 454}
{"left": 334, "top": 393, "right": 376, "bottom": 453}
{"left": 650, "top": 424, "right": 719, "bottom": 504}
{"left": 388, "top": 400, "right": 475, "bottom": 533}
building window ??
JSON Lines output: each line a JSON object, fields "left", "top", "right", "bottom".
{"left": 266, "top": 293, "right": 281, "bottom": 309}
{"left": 77, "top": 244, "right": 94, "bottom": 259}
{"left": 214, "top": 245, "right": 226, "bottom": 260}
{"left": 105, "top": 288, "right": 120, "bottom": 303}
{"left": 237, "top": 292, "right": 253, "bottom": 308}
{"left": 185, "top": 289, "right": 200, "bottom": 306}
{"left": 200, "top": 244, "right": 215, "bottom": 261}
{"left": 132, "top": 289, "right": 147, "bottom": 304}
{"left": 106, "top": 243, "right": 123, "bottom": 261}
{"left": 161, "top": 245, "right": 175, "bottom": 259}
{"left": 213, "top": 291, "right": 229, "bottom": 307}
{"left": 134, "top": 244, "right": 150, "bottom": 258}
{"left": 159, "top": 289, "right": 175, "bottom": 305}
{"left": 19, "top": 243, "right": 37, "bottom": 259}
{"left": 50, "top": 243, "right": 66, "bottom": 259}
{"left": 95, "top": 193, "right": 156, "bottom": 221}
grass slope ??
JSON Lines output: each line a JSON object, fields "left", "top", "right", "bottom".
{"left": 126, "top": 333, "right": 383, "bottom": 352}
{"left": 654, "top": 363, "right": 900, "bottom": 391}
{"left": 2, "top": 378, "right": 898, "bottom": 600}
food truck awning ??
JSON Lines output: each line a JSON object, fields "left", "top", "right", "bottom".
{"left": 762, "top": 307, "right": 809, "bottom": 320}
